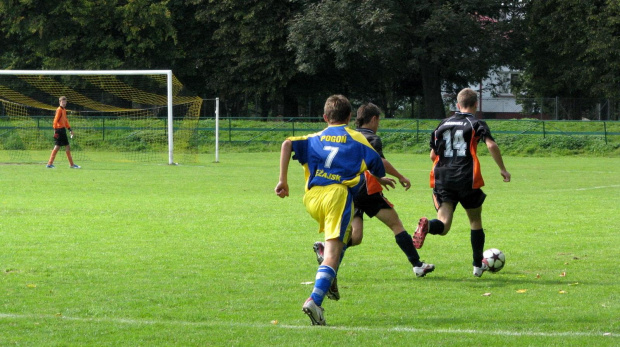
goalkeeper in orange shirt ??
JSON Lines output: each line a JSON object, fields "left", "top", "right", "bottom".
{"left": 47, "top": 96, "right": 80, "bottom": 169}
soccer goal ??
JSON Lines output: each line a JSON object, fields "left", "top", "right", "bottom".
{"left": 0, "top": 70, "right": 216, "bottom": 164}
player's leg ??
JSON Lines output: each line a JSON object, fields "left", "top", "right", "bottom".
{"left": 435, "top": 202, "right": 454, "bottom": 235}
{"left": 375, "top": 208, "right": 435, "bottom": 277}
{"left": 414, "top": 190, "right": 454, "bottom": 249}
{"left": 413, "top": 203, "right": 453, "bottom": 247}
{"left": 302, "top": 185, "right": 351, "bottom": 324}
{"left": 349, "top": 213, "right": 364, "bottom": 246}
{"left": 65, "top": 144, "right": 76, "bottom": 167}
{"left": 463, "top": 189, "right": 487, "bottom": 276}
{"left": 465, "top": 205, "right": 484, "bottom": 264}
{"left": 47, "top": 145, "right": 60, "bottom": 167}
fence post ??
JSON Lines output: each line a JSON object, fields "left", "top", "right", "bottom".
{"left": 542, "top": 120, "right": 546, "bottom": 139}
{"left": 292, "top": 119, "right": 295, "bottom": 136}
{"left": 228, "top": 117, "right": 232, "bottom": 143}
{"left": 604, "top": 121, "right": 607, "bottom": 144}
{"left": 416, "top": 119, "right": 419, "bottom": 143}
{"left": 102, "top": 118, "right": 105, "bottom": 141}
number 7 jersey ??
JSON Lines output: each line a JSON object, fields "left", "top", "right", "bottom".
{"left": 429, "top": 112, "right": 494, "bottom": 190}
{"left": 289, "top": 124, "right": 385, "bottom": 191}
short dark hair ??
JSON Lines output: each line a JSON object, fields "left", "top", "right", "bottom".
{"left": 457, "top": 88, "right": 477, "bottom": 108}
{"left": 355, "top": 103, "right": 381, "bottom": 128}
{"left": 324, "top": 95, "right": 352, "bottom": 123}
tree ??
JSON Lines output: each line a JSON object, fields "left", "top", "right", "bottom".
{"left": 522, "top": 0, "right": 619, "bottom": 99}
{"left": 0, "top": 0, "right": 179, "bottom": 70}
{"left": 189, "top": 0, "right": 302, "bottom": 117}
{"left": 288, "top": 0, "right": 521, "bottom": 118}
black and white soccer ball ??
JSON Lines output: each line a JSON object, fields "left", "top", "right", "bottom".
{"left": 483, "top": 248, "right": 506, "bottom": 273}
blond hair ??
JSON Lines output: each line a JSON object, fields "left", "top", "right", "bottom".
{"left": 457, "top": 88, "right": 477, "bottom": 109}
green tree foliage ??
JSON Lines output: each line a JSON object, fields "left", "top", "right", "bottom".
{"left": 0, "top": 1, "right": 528, "bottom": 118}
{"left": 189, "top": 0, "right": 301, "bottom": 117}
{"left": 522, "top": 0, "right": 619, "bottom": 99}
{"left": 288, "top": 0, "right": 522, "bottom": 118}
{"left": 0, "top": 0, "right": 178, "bottom": 69}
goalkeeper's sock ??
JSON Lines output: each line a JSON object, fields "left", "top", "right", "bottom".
{"left": 395, "top": 231, "right": 422, "bottom": 267}
{"left": 471, "top": 229, "right": 485, "bottom": 267}
{"left": 310, "top": 265, "right": 336, "bottom": 306}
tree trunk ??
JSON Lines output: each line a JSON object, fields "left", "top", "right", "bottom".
{"left": 283, "top": 87, "right": 299, "bottom": 117}
{"left": 420, "top": 59, "right": 446, "bottom": 119}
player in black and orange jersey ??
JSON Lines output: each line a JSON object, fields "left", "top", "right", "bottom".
{"left": 413, "top": 88, "right": 510, "bottom": 277}
{"left": 314, "top": 103, "right": 434, "bottom": 279}
{"left": 46, "top": 96, "right": 80, "bottom": 169}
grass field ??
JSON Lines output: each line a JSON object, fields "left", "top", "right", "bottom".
{"left": 0, "top": 152, "right": 618, "bottom": 346}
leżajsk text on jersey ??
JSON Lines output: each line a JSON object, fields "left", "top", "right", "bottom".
{"left": 430, "top": 112, "right": 494, "bottom": 190}
{"left": 288, "top": 124, "right": 385, "bottom": 191}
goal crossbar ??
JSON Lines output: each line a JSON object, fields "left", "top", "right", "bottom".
{"left": 0, "top": 70, "right": 176, "bottom": 164}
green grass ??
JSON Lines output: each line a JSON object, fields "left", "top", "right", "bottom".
{"left": 0, "top": 153, "right": 618, "bottom": 346}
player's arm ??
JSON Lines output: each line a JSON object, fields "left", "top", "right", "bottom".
{"left": 52, "top": 108, "right": 62, "bottom": 129}
{"left": 430, "top": 149, "right": 437, "bottom": 162}
{"left": 275, "top": 139, "right": 292, "bottom": 198}
{"left": 366, "top": 152, "right": 396, "bottom": 191}
{"left": 382, "top": 158, "right": 410, "bottom": 190}
{"left": 377, "top": 175, "right": 396, "bottom": 190}
{"left": 65, "top": 112, "right": 73, "bottom": 136}
{"left": 485, "top": 138, "right": 511, "bottom": 182}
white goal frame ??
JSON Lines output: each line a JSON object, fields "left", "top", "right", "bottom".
{"left": 0, "top": 70, "right": 185, "bottom": 164}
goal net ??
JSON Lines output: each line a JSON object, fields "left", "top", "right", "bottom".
{"left": 0, "top": 70, "right": 206, "bottom": 164}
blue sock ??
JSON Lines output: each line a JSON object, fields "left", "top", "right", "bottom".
{"left": 310, "top": 265, "right": 336, "bottom": 306}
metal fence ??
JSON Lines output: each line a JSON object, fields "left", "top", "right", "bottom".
{"left": 453, "top": 97, "right": 618, "bottom": 121}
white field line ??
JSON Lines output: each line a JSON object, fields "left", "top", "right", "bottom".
{"left": 0, "top": 313, "right": 615, "bottom": 338}
{"left": 575, "top": 184, "right": 620, "bottom": 191}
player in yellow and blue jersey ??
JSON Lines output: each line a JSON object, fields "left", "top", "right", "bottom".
{"left": 275, "top": 94, "right": 395, "bottom": 326}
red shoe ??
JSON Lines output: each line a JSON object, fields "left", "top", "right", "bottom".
{"left": 413, "top": 217, "right": 429, "bottom": 249}
{"left": 313, "top": 241, "right": 324, "bottom": 265}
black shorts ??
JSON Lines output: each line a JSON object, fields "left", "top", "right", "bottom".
{"left": 354, "top": 188, "right": 394, "bottom": 219}
{"left": 432, "top": 187, "right": 486, "bottom": 211}
{"left": 54, "top": 128, "right": 69, "bottom": 146}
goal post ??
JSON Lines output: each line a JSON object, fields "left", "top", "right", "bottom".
{"left": 0, "top": 70, "right": 209, "bottom": 164}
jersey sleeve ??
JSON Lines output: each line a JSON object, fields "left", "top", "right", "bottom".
{"left": 347, "top": 128, "right": 386, "bottom": 178}
{"left": 53, "top": 108, "right": 62, "bottom": 129}
{"left": 475, "top": 120, "right": 494, "bottom": 142}
{"left": 362, "top": 145, "right": 385, "bottom": 178}
{"left": 430, "top": 123, "right": 442, "bottom": 152}
{"left": 369, "top": 135, "right": 384, "bottom": 158}
{"left": 288, "top": 135, "right": 311, "bottom": 165}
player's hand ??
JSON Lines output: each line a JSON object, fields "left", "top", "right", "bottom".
{"left": 501, "top": 170, "right": 511, "bottom": 182}
{"left": 378, "top": 176, "right": 396, "bottom": 191}
{"left": 399, "top": 176, "right": 411, "bottom": 191}
{"left": 275, "top": 182, "right": 289, "bottom": 198}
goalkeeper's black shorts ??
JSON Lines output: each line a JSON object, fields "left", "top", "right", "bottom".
{"left": 54, "top": 128, "right": 69, "bottom": 146}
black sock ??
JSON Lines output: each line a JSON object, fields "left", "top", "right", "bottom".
{"left": 428, "top": 219, "right": 445, "bottom": 235}
{"left": 471, "top": 229, "right": 485, "bottom": 267}
{"left": 395, "top": 231, "right": 422, "bottom": 267}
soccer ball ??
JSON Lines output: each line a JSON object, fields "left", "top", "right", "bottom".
{"left": 483, "top": 248, "right": 506, "bottom": 273}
